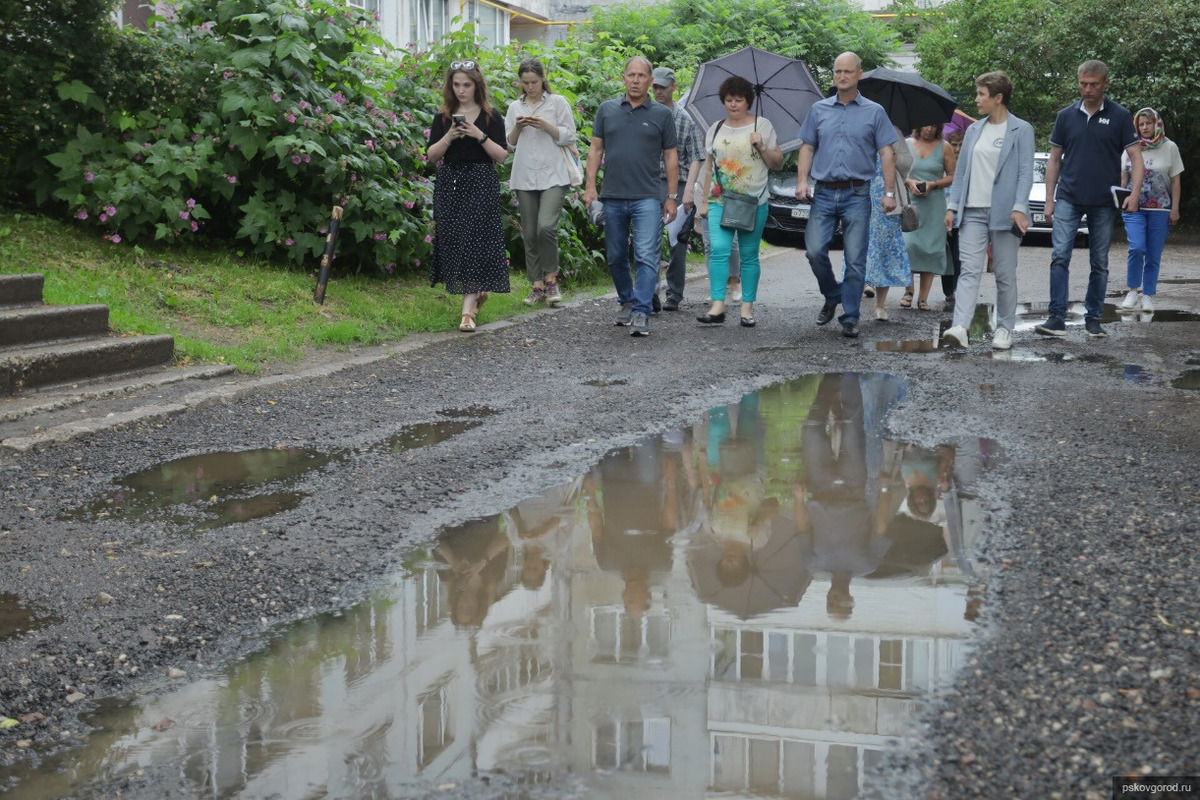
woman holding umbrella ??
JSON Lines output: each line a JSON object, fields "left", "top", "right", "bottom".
{"left": 696, "top": 75, "right": 784, "bottom": 327}
{"left": 942, "top": 71, "right": 1034, "bottom": 349}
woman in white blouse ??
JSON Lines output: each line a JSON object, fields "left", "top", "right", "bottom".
{"left": 505, "top": 58, "right": 578, "bottom": 307}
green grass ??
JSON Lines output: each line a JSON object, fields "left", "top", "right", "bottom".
{"left": 0, "top": 210, "right": 614, "bottom": 373}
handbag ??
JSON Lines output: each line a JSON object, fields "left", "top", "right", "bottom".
{"left": 719, "top": 190, "right": 759, "bottom": 231}
{"left": 900, "top": 203, "right": 920, "bottom": 232}
{"left": 561, "top": 145, "right": 583, "bottom": 186}
{"left": 709, "top": 119, "right": 762, "bottom": 232}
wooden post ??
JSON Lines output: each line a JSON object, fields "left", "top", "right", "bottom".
{"left": 313, "top": 206, "right": 343, "bottom": 305}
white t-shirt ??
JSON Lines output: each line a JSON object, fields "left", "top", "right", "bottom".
{"left": 1122, "top": 140, "right": 1185, "bottom": 211}
{"left": 966, "top": 120, "right": 1007, "bottom": 208}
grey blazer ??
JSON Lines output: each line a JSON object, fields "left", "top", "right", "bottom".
{"left": 946, "top": 112, "right": 1034, "bottom": 230}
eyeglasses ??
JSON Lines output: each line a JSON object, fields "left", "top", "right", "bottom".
{"left": 450, "top": 60, "right": 476, "bottom": 71}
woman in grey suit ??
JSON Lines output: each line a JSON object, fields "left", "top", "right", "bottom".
{"left": 942, "top": 71, "right": 1034, "bottom": 349}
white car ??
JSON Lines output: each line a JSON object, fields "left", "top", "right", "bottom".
{"left": 1028, "top": 151, "right": 1088, "bottom": 243}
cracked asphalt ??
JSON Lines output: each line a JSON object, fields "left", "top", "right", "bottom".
{"left": 1, "top": 234, "right": 1198, "bottom": 798}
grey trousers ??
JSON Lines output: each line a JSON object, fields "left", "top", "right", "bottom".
{"left": 517, "top": 185, "right": 569, "bottom": 284}
{"left": 952, "top": 208, "right": 1021, "bottom": 333}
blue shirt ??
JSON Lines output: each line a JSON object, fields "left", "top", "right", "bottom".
{"left": 797, "top": 93, "right": 898, "bottom": 182}
{"left": 593, "top": 96, "right": 678, "bottom": 200}
{"left": 1049, "top": 98, "right": 1137, "bottom": 206}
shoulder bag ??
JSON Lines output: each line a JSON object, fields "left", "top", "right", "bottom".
{"left": 710, "top": 120, "right": 762, "bottom": 232}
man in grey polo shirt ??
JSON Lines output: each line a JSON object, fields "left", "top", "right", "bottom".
{"left": 584, "top": 57, "right": 679, "bottom": 337}
{"left": 796, "top": 52, "right": 898, "bottom": 338}
{"left": 1034, "top": 60, "right": 1143, "bottom": 339}
{"left": 652, "top": 66, "right": 704, "bottom": 312}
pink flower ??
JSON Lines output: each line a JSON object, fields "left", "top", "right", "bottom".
{"left": 364, "top": 139, "right": 375, "bottom": 151}
{"left": 285, "top": 238, "right": 294, "bottom": 246}
{"left": 191, "top": 221, "right": 199, "bottom": 232}
{"left": 291, "top": 155, "right": 302, "bottom": 164}
{"left": 373, "top": 233, "right": 385, "bottom": 240}
{"left": 111, "top": 234, "right": 121, "bottom": 244}
{"left": 223, "top": 71, "right": 233, "bottom": 79}
{"left": 414, "top": 259, "right": 420, "bottom": 267}
{"left": 384, "top": 262, "right": 395, "bottom": 273}
{"left": 423, "top": 129, "right": 431, "bottom": 138}
{"left": 76, "top": 209, "right": 88, "bottom": 220}
{"left": 404, "top": 201, "right": 414, "bottom": 209}
{"left": 179, "top": 210, "right": 190, "bottom": 220}
{"left": 105, "top": 205, "right": 116, "bottom": 216}
{"left": 84, "top": 172, "right": 94, "bottom": 181}
{"left": 303, "top": 154, "right": 310, "bottom": 163}
{"left": 99, "top": 213, "right": 108, "bottom": 222}
{"left": 424, "top": 234, "right": 432, "bottom": 243}
{"left": 286, "top": 113, "right": 297, "bottom": 123}
{"left": 227, "top": 175, "right": 237, "bottom": 183}
{"left": 272, "top": 93, "right": 281, "bottom": 103}
{"left": 299, "top": 100, "right": 310, "bottom": 110}
{"left": 186, "top": 198, "right": 196, "bottom": 208}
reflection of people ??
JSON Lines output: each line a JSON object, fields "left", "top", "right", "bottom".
{"left": 796, "top": 52, "right": 899, "bottom": 338}
{"left": 1035, "top": 60, "right": 1142, "bottom": 340}
{"left": 1120, "top": 108, "right": 1184, "bottom": 313}
{"left": 584, "top": 57, "right": 679, "bottom": 337}
{"left": 507, "top": 479, "right": 577, "bottom": 590}
{"left": 792, "top": 374, "right": 892, "bottom": 619}
{"left": 434, "top": 516, "right": 512, "bottom": 627}
{"left": 505, "top": 58, "right": 576, "bottom": 307}
{"left": 866, "top": 133, "right": 913, "bottom": 321}
{"left": 696, "top": 75, "right": 784, "bottom": 327}
{"left": 943, "top": 71, "right": 1034, "bottom": 350}
{"left": 426, "top": 60, "right": 511, "bottom": 333}
{"left": 904, "top": 124, "right": 957, "bottom": 311}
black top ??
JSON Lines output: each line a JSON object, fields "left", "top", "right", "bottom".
{"left": 428, "top": 108, "right": 506, "bottom": 163}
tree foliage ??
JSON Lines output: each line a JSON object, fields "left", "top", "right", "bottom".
{"left": 590, "top": 0, "right": 898, "bottom": 87}
{"left": 915, "top": 0, "right": 1200, "bottom": 218}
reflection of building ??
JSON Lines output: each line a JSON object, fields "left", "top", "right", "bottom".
{"left": 23, "top": 389, "right": 995, "bottom": 800}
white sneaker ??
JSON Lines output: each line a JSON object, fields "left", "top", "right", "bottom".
{"left": 942, "top": 325, "right": 969, "bottom": 348}
{"left": 992, "top": 327, "right": 1012, "bottom": 350}
{"left": 729, "top": 288, "right": 742, "bottom": 303}
{"left": 1141, "top": 294, "right": 1154, "bottom": 312}
{"left": 1120, "top": 289, "right": 1140, "bottom": 310}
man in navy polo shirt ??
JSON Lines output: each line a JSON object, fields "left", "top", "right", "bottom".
{"left": 1035, "top": 60, "right": 1143, "bottom": 339}
{"left": 584, "top": 57, "right": 679, "bottom": 338}
{"left": 796, "top": 52, "right": 899, "bottom": 339}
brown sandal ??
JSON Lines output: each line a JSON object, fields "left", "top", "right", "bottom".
{"left": 918, "top": 299, "right": 932, "bottom": 311}
{"left": 459, "top": 312, "right": 476, "bottom": 332}
{"left": 900, "top": 290, "right": 914, "bottom": 309}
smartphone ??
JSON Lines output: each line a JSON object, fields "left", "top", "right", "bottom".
{"left": 1010, "top": 221, "right": 1025, "bottom": 239}
{"left": 915, "top": 181, "right": 927, "bottom": 194}
{"left": 452, "top": 114, "right": 466, "bottom": 126}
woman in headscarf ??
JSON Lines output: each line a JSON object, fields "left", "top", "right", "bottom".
{"left": 1119, "top": 108, "right": 1185, "bottom": 313}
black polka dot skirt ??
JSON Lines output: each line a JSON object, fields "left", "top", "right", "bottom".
{"left": 430, "top": 161, "right": 511, "bottom": 295}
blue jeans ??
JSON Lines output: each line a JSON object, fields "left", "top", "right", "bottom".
{"left": 604, "top": 197, "right": 663, "bottom": 316}
{"left": 1122, "top": 209, "right": 1170, "bottom": 296}
{"left": 1049, "top": 198, "right": 1115, "bottom": 321}
{"left": 805, "top": 183, "right": 872, "bottom": 324}
{"left": 707, "top": 203, "right": 768, "bottom": 302}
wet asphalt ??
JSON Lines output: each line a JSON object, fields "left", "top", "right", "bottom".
{"left": 1, "top": 232, "right": 1198, "bottom": 798}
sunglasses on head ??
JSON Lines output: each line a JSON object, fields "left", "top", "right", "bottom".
{"left": 450, "top": 60, "right": 476, "bottom": 71}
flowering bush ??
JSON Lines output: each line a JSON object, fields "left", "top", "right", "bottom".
{"left": 3, "top": 0, "right": 632, "bottom": 280}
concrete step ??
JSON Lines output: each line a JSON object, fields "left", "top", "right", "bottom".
{"left": 0, "top": 334, "right": 175, "bottom": 396}
{"left": 0, "top": 273, "right": 45, "bottom": 306}
{"left": 0, "top": 304, "right": 109, "bottom": 347}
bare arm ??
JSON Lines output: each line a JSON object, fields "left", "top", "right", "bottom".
{"left": 697, "top": 154, "right": 713, "bottom": 217}
{"left": 663, "top": 147, "right": 679, "bottom": 222}
{"left": 796, "top": 143, "right": 815, "bottom": 201}
{"left": 682, "top": 158, "right": 701, "bottom": 213}
{"left": 1123, "top": 144, "right": 1145, "bottom": 213}
{"left": 583, "top": 136, "right": 604, "bottom": 207}
{"left": 1170, "top": 173, "right": 1182, "bottom": 225}
{"left": 1044, "top": 144, "right": 1063, "bottom": 222}
{"left": 880, "top": 145, "right": 897, "bottom": 213}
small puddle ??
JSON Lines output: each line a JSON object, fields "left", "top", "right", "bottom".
{"left": 439, "top": 405, "right": 499, "bottom": 419}
{"left": 0, "top": 594, "right": 59, "bottom": 641}
{"left": 68, "top": 447, "right": 331, "bottom": 528}
{"left": 864, "top": 339, "right": 939, "bottom": 353}
{"left": 381, "top": 419, "right": 482, "bottom": 453}
{"left": 1014, "top": 301, "right": 1200, "bottom": 330}
{"left": 14, "top": 374, "right": 1002, "bottom": 799}
{"left": 1171, "top": 369, "right": 1200, "bottom": 390}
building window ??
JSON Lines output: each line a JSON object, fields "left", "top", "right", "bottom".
{"left": 468, "top": 0, "right": 507, "bottom": 48}
{"left": 417, "top": 676, "right": 454, "bottom": 769}
{"left": 409, "top": 0, "right": 448, "bottom": 46}
{"left": 594, "top": 716, "right": 671, "bottom": 773}
{"left": 346, "top": 0, "right": 379, "bottom": 11}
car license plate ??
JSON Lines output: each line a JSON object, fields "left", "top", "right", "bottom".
{"left": 791, "top": 208, "right": 809, "bottom": 219}
{"left": 1033, "top": 213, "right": 1046, "bottom": 224}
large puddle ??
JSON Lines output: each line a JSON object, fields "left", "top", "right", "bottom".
{"left": 8, "top": 374, "right": 1001, "bottom": 798}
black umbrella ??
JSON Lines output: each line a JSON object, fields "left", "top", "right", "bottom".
{"left": 684, "top": 46, "right": 823, "bottom": 153}
{"left": 858, "top": 67, "right": 957, "bottom": 131}
{"left": 864, "top": 514, "right": 948, "bottom": 579}
{"left": 689, "top": 518, "right": 812, "bottom": 619}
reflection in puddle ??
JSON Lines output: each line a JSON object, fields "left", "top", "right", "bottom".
{"left": 0, "top": 594, "right": 58, "bottom": 641}
{"left": 71, "top": 447, "right": 331, "bottom": 528}
{"left": 1014, "top": 301, "right": 1200, "bottom": 331}
{"left": 382, "top": 419, "right": 481, "bottom": 453}
{"left": 1171, "top": 369, "right": 1200, "bottom": 390}
{"left": 864, "top": 340, "right": 938, "bottom": 353}
{"left": 439, "top": 405, "right": 499, "bottom": 419}
{"left": 13, "top": 374, "right": 1002, "bottom": 799}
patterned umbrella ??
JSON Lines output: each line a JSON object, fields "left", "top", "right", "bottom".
{"left": 683, "top": 46, "right": 823, "bottom": 153}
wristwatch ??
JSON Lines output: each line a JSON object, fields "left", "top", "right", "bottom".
{"left": 667, "top": 194, "right": 678, "bottom": 200}
{"left": 885, "top": 191, "right": 896, "bottom": 198}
